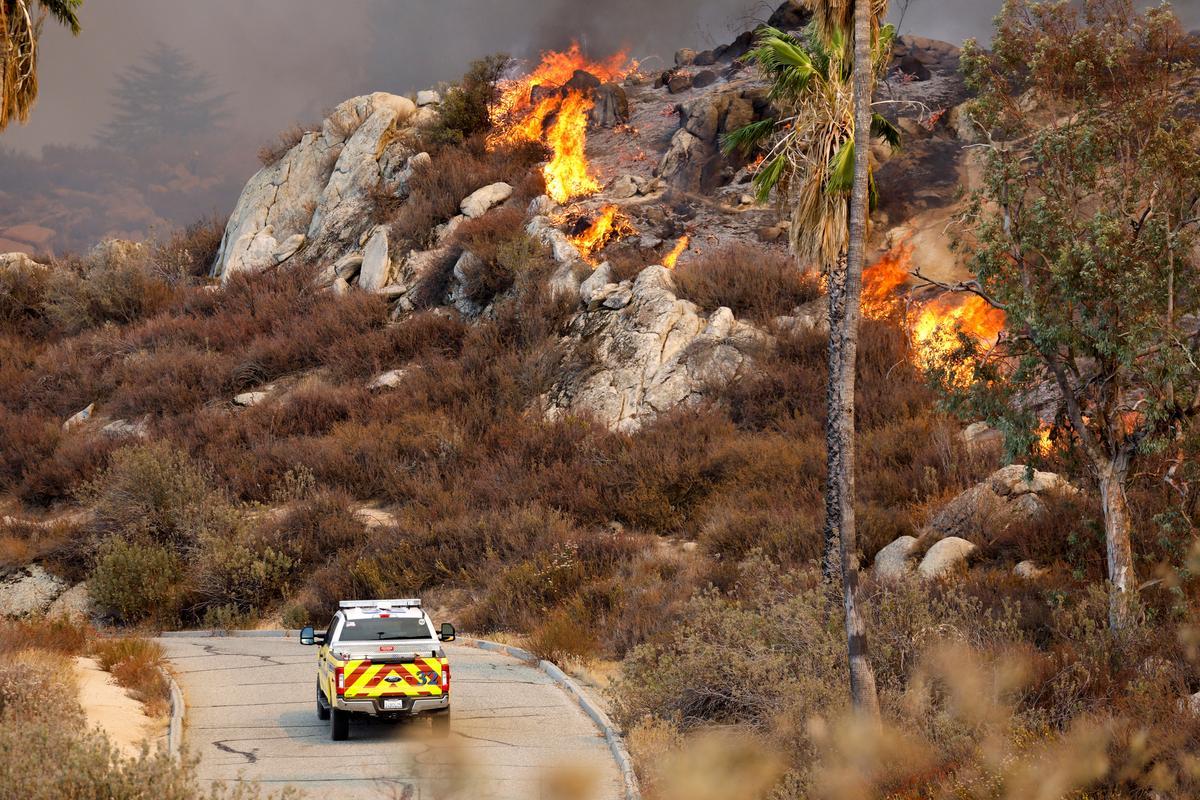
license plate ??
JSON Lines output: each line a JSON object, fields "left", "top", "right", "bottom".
{"left": 382, "top": 698, "right": 405, "bottom": 710}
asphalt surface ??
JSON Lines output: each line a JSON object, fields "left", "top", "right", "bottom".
{"left": 159, "top": 636, "right": 623, "bottom": 800}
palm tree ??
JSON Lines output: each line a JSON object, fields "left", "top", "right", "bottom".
{"left": 724, "top": 2, "right": 892, "bottom": 718}
{"left": 1, "top": 0, "right": 82, "bottom": 131}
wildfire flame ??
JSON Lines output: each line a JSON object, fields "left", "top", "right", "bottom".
{"left": 543, "top": 91, "right": 600, "bottom": 204}
{"left": 570, "top": 205, "right": 636, "bottom": 262}
{"left": 862, "top": 241, "right": 913, "bottom": 317}
{"left": 863, "top": 243, "right": 1007, "bottom": 379}
{"left": 488, "top": 43, "right": 636, "bottom": 205}
{"left": 663, "top": 236, "right": 691, "bottom": 269}
{"left": 492, "top": 42, "right": 633, "bottom": 124}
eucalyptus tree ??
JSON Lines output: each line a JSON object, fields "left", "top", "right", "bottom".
{"left": 948, "top": 0, "right": 1200, "bottom": 633}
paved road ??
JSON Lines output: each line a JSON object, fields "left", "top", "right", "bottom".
{"left": 159, "top": 636, "right": 622, "bottom": 800}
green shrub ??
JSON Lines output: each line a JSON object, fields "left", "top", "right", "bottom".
{"left": 428, "top": 53, "right": 510, "bottom": 145}
{"left": 90, "top": 537, "right": 186, "bottom": 625}
{"left": 81, "top": 441, "right": 235, "bottom": 550}
{"left": 195, "top": 538, "right": 296, "bottom": 617}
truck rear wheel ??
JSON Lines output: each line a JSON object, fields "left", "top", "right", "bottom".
{"left": 331, "top": 707, "right": 350, "bottom": 741}
{"left": 316, "top": 684, "right": 330, "bottom": 721}
{"left": 431, "top": 711, "right": 450, "bottom": 738}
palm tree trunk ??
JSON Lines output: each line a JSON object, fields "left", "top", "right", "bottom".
{"left": 823, "top": 0, "right": 881, "bottom": 718}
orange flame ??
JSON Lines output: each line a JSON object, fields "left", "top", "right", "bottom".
{"left": 492, "top": 42, "right": 632, "bottom": 125}
{"left": 863, "top": 243, "right": 1007, "bottom": 380}
{"left": 663, "top": 236, "right": 690, "bottom": 269}
{"left": 543, "top": 91, "right": 601, "bottom": 204}
{"left": 1034, "top": 423, "right": 1054, "bottom": 455}
{"left": 570, "top": 205, "right": 635, "bottom": 262}
{"left": 489, "top": 44, "right": 637, "bottom": 205}
{"left": 862, "top": 241, "right": 913, "bottom": 317}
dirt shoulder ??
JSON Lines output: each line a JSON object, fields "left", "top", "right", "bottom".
{"left": 73, "top": 655, "right": 165, "bottom": 758}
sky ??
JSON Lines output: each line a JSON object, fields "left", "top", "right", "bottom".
{"left": 4, "top": 0, "right": 1200, "bottom": 155}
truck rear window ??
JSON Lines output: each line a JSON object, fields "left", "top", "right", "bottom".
{"left": 339, "top": 617, "right": 430, "bottom": 642}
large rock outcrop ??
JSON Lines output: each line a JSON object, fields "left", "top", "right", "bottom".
{"left": 872, "top": 465, "right": 1073, "bottom": 581}
{"left": 544, "top": 265, "right": 764, "bottom": 432}
{"left": 212, "top": 93, "right": 419, "bottom": 281}
{"left": 659, "top": 87, "right": 766, "bottom": 192}
{"left": 0, "top": 566, "right": 68, "bottom": 618}
{"left": 928, "top": 464, "right": 1074, "bottom": 543}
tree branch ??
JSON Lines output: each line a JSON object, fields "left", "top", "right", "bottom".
{"left": 909, "top": 267, "right": 1008, "bottom": 310}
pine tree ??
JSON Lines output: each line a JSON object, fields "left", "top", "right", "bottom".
{"left": 97, "top": 42, "right": 228, "bottom": 150}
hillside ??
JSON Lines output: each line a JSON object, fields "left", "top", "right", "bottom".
{"left": 2, "top": 1, "right": 1200, "bottom": 796}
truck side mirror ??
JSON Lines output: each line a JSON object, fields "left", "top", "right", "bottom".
{"left": 439, "top": 622, "right": 456, "bottom": 642}
{"left": 300, "top": 626, "right": 316, "bottom": 646}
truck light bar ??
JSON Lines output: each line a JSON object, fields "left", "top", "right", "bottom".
{"left": 339, "top": 599, "right": 421, "bottom": 610}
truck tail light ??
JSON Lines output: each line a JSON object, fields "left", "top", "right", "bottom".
{"left": 335, "top": 666, "right": 345, "bottom": 697}
{"left": 440, "top": 663, "right": 450, "bottom": 692}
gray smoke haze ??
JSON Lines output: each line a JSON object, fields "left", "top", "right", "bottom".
{"left": 2, "top": 0, "right": 1198, "bottom": 255}
{"left": 7, "top": 0, "right": 1200, "bottom": 154}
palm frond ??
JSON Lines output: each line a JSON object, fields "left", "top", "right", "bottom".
{"left": 721, "top": 118, "right": 776, "bottom": 156}
{"left": 826, "top": 140, "right": 855, "bottom": 196}
{"left": 37, "top": 0, "right": 82, "bottom": 35}
{"left": 1, "top": 0, "right": 82, "bottom": 130}
{"left": 753, "top": 154, "right": 788, "bottom": 202}
{"left": 871, "top": 113, "right": 901, "bottom": 150}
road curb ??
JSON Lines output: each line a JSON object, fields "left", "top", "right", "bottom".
{"left": 160, "top": 631, "right": 641, "bottom": 800}
{"left": 161, "top": 666, "right": 184, "bottom": 760}
{"left": 462, "top": 638, "right": 642, "bottom": 800}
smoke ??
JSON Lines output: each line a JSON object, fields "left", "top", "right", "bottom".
{"left": 9, "top": 0, "right": 1199, "bottom": 155}
{"left": 2, "top": 0, "right": 1198, "bottom": 254}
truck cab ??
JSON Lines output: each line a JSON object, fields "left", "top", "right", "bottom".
{"left": 300, "top": 599, "right": 455, "bottom": 741}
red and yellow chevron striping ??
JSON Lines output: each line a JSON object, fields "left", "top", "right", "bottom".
{"left": 342, "top": 657, "right": 445, "bottom": 698}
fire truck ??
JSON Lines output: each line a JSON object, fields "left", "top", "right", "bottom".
{"left": 300, "top": 599, "right": 455, "bottom": 741}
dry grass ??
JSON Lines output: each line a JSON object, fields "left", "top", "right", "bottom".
{"left": 92, "top": 637, "right": 171, "bottom": 717}
{"left": 0, "top": 617, "right": 90, "bottom": 657}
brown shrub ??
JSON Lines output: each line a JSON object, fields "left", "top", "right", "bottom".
{"left": 18, "top": 433, "right": 120, "bottom": 508}
{"left": 44, "top": 253, "right": 179, "bottom": 335}
{"left": 452, "top": 208, "right": 550, "bottom": 306}
{"left": 0, "top": 259, "right": 52, "bottom": 338}
{"left": 607, "top": 245, "right": 655, "bottom": 284}
{"left": 528, "top": 600, "right": 600, "bottom": 662}
{"left": 673, "top": 243, "right": 820, "bottom": 323}
{"left": 257, "top": 121, "right": 319, "bottom": 166}
{"left": 151, "top": 216, "right": 228, "bottom": 284}
{"left": 0, "top": 407, "right": 59, "bottom": 492}
{"left": 320, "top": 311, "right": 468, "bottom": 383}
{"left": 109, "top": 346, "right": 237, "bottom": 417}
{"left": 387, "top": 136, "right": 545, "bottom": 250}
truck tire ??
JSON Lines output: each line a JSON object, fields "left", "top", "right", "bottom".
{"left": 431, "top": 711, "right": 450, "bottom": 738}
{"left": 316, "top": 684, "right": 330, "bottom": 721}
{"left": 331, "top": 707, "right": 350, "bottom": 741}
